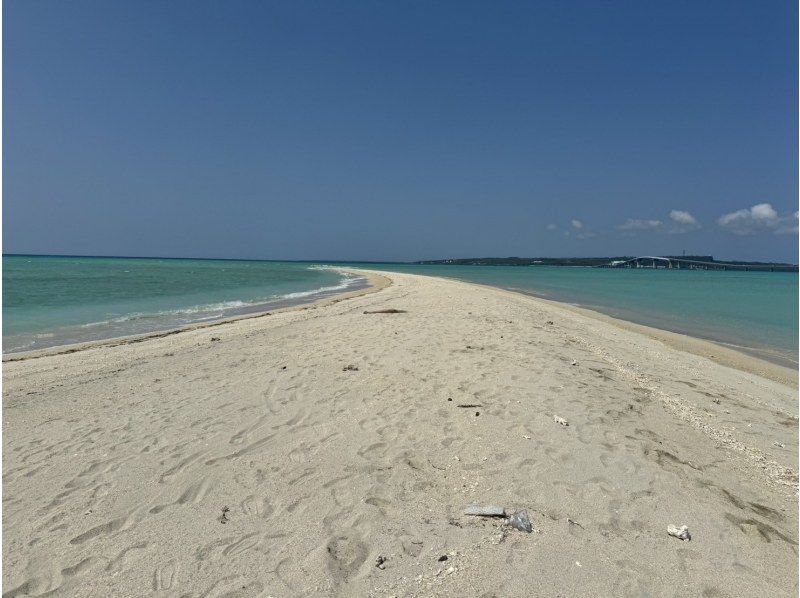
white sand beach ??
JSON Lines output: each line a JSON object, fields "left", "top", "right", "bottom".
{"left": 3, "top": 270, "right": 798, "bottom": 597}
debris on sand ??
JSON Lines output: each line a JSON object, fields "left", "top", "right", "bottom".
{"left": 667, "top": 524, "right": 691, "bottom": 541}
{"left": 342, "top": 364, "right": 359, "bottom": 371}
{"left": 219, "top": 506, "right": 230, "bottom": 524}
{"left": 508, "top": 510, "right": 533, "bottom": 533}
{"left": 363, "top": 309, "right": 407, "bottom": 314}
{"left": 571, "top": 360, "right": 577, "bottom": 366}
{"left": 456, "top": 404, "right": 482, "bottom": 408}
{"left": 554, "top": 415, "right": 569, "bottom": 426}
{"left": 465, "top": 505, "right": 534, "bottom": 533}
{"left": 464, "top": 505, "right": 506, "bottom": 517}
{"left": 375, "top": 555, "right": 387, "bottom": 569}
{"left": 210, "top": 337, "right": 220, "bottom": 342}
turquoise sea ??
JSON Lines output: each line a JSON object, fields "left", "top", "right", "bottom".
{"left": 2, "top": 256, "right": 366, "bottom": 353}
{"left": 3, "top": 256, "right": 798, "bottom": 366}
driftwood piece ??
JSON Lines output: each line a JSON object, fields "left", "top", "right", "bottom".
{"left": 363, "top": 309, "right": 407, "bottom": 314}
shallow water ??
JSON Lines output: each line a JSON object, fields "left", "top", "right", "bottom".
{"left": 3, "top": 256, "right": 363, "bottom": 352}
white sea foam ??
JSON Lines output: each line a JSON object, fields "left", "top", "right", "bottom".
{"left": 74, "top": 272, "right": 362, "bottom": 330}
{"left": 282, "top": 272, "right": 358, "bottom": 299}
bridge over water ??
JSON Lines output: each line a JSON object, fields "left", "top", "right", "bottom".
{"left": 599, "top": 256, "right": 795, "bottom": 272}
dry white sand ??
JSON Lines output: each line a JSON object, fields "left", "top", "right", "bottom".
{"left": 3, "top": 269, "right": 798, "bottom": 597}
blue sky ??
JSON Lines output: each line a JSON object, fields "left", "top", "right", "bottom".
{"left": 4, "top": 1, "right": 798, "bottom": 262}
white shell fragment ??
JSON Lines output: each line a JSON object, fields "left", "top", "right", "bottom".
{"left": 667, "top": 525, "right": 691, "bottom": 541}
{"left": 464, "top": 505, "right": 506, "bottom": 517}
{"left": 554, "top": 415, "right": 569, "bottom": 426}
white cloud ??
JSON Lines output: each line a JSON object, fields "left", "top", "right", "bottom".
{"left": 571, "top": 219, "right": 583, "bottom": 230}
{"left": 775, "top": 211, "right": 799, "bottom": 235}
{"left": 546, "top": 223, "right": 557, "bottom": 231}
{"left": 617, "top": 218, "right": 662, "bottom": 231}
{"left": 717, "top": 202, "right": 789, "bottom": 235}
{"left": 669, "top": 210, "right": 698, "bottom": 226}
{"left": 750, "top": 203, "right": 778, "bottom": 221}
{"left": 668, "top": 210, "right": 700, "bottom": 234}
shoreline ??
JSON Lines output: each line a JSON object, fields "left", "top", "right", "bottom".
{"left": 2, "top": 270, "right": 391, "bottom": 362}
{"left": 4, "top": 267, "right": 795, "bottom": 388}
{"left": 506, "top": 287, "right": 798, "bottom": 388}
{"left": 363, "top": 269, "right": 799, "bottom": 387}
{"left": 504, "top": 287, "right": 798, "bottom": 370}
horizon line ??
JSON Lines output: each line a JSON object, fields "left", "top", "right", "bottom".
{"left": 3, "top": 252, "right": 797, "bottom": 267}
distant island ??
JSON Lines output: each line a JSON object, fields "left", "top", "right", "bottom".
{"left": 415, "top": 255, "right": 798, "bottom": 271}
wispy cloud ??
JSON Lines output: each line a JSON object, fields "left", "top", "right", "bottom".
{"left": 717, "top": 203, "right": 795, "bottom": 235}
{"left": 546, "top": 223, "right": 557, "bottom": 231}
{"left": 617, "top": 218, "right": 662, "bottom": 231}
{"left": 668, "top": 210, "right": 700, "bottom": 234}
{"left": 775, "top": 211, "right": 799, "bottom": 235}
{"left": 614, "top": 211, "right": 700, "bottom": 235}
{"left": 562, "top": 219, "right": 594, "bottom": 238}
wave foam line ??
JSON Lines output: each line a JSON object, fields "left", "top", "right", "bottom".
{"left": 76, "top": 272, "right": 362, "bottom": 329}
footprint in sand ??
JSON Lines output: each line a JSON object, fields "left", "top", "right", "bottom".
{"left": 326, "top": 534, "right": 369, "bottom": 583}
{"left": 153, "top": 559, "right": 178, "bottom": 591}
{"left": 241, "top": 494, "right": 274, "bottom": 518}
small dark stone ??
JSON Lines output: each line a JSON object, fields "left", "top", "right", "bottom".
{"left": 438, "top": 555, "right": 448, "bottom": 562}
{"left": 447, "top": 398, "right": 453, "bottom": 402}
{"left": 475, "top": 412, "right": 480, "bottom": 416}
{"left": 281, "top": 366, "right": 287, "bottom": 370}
{"left": 211, "top": 337, "right": 220, "bottom": 342}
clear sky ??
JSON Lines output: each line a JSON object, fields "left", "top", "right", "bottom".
{"left": 4, "top": 1, "right": 798, "bottom": 262}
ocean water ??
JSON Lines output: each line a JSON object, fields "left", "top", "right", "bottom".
{"left": 4, "top": 256, "right": 797, "bottom": 367}
{"left": 3, "top": 256, "right": 365, "bottom": 353}
{"left": 342, "top": 263, "right": 799, "bottom": 367}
